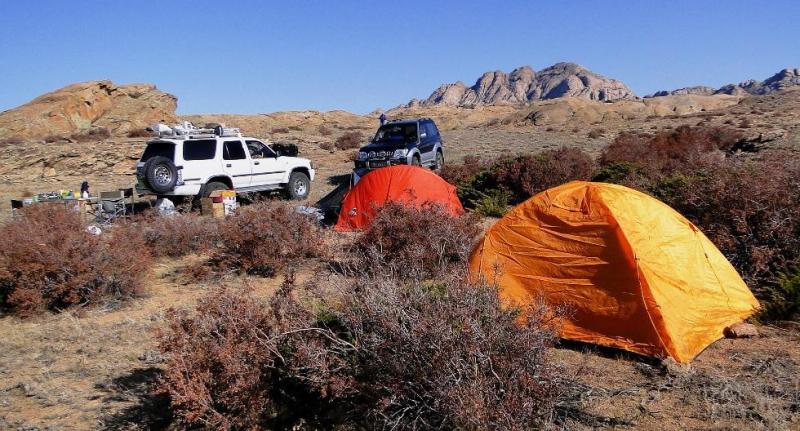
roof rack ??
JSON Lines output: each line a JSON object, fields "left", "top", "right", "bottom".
{"left": 151, "top": 121, "right": 241, "bottom": 139}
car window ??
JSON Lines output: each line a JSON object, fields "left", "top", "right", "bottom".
{"left": 141, "top": 141, "right": 175, "bottom": 161}
{"left": 223, "top": 140, "right": 247, "bottom": 160}
{"left": 245, "top": 140, "right": 275, "bottom": 159}
{"left": 183, "top": 139, "right": 216, "bottom": 160}
{"left": 427, "top": 122, "right": 440, "bottom": 139}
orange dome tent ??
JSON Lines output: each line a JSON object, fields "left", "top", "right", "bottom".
{"left": 335, "top": 165, "right": 463, "bottom": 231}
{"left": 469, "top": 181, "right": 759, "bottom": 363}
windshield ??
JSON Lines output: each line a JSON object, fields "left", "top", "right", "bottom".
{"left": 373, "top": 123, "right": 418, "bottom": 144}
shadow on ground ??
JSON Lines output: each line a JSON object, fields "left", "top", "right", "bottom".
{"left": 96, "top": 367, "right": 172, "bottom": 430}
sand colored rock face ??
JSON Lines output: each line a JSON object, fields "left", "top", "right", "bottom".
{"left": 0, "top": 80, "right": 177, "bottom": 139}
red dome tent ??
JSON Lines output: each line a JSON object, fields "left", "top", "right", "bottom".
{"left": 334, "top": 165, "right": 464, "bottom": 231}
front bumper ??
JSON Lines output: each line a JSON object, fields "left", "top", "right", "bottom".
{"left": 354, "top": 158, "right": 407, "bottom": 170}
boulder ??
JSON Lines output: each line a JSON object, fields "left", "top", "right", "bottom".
{"left": 724, "top": 322, "right": 759, "bottom": 338}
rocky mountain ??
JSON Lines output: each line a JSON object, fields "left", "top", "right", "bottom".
{"left": 716, "top": 68, "right": 800, "bottom": 96}
{"left": 648, "top": 86, "right": 717, "bottom": 97}
{"left": 649, "top": 68, "right": 800, "bottom": 98}
{"left": 0, "top": 80, "right": 177, "bottom": 139}
{"left": 403, "top": 63, "right": 636, "bottom": 108}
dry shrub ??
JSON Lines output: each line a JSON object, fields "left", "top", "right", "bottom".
{"left": 271, "top": 127, "right": 289, "bottom": 134}
{"left": 319, "top": 141, "right": 333, "bottom": 152}
{"left": 317, "top": 125, "right": 332, "bottom": 136}
{"left": 159, "top": 273, "right": 561, "bottom": 429}
{"left": 439, "top": 155, "right": 490, "bottom": 186}
{"left": 71, "top": 127, "right": 111, "bottom": 142}
{"left": 204, "top": 202, "right": 324, "bottom": 277}
{"left": 600, "top": 125, "right": 741, "bottom": 175}
{"left": 0, "top": 136, "right": 24, "bottom": 147}
{"left": 127, "top": 128, "right": 152, "bottom": 138}
{"left": 43, "top": 134, "right": 64, "bottom": 143}
{"left": 334, "top": 131, "right": 363, "bottom": 150}
{"left": 351, "top": 202, "right": 480, "bottom": 280}
{"left": 491, "top": 147, "right": 594, "bottom": 204}
{"left": 587, "top": 128, "right": 606, "bottom": 139}
{"left": 137, "top": 213, "right": 220, "bottom": 258}
{"left": 0, "top": 205, "right": 151, "bottom": 316}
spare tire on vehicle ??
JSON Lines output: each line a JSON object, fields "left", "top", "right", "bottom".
{"left": 143, "top": 156, "right": 178, "bottom": 194}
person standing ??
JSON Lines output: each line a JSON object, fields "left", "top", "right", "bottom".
{"left": 80, "top": 181, "right": 90, "bottom": 199}
{"left": 379, "top": 112, "right": 387, "bottom": 125}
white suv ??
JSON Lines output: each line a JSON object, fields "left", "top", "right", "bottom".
{"left": 135, "top": 123, "right": 315, "bottom": 199}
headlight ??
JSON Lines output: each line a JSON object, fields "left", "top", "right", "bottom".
{"left": 393, "top": 149, "right": 409, "bottom": 159}
{"left": 358, "top": 151, "right": 367, "bottom": 161}
{"left": 368, "top": 151, "right": 376, "bottom": 159}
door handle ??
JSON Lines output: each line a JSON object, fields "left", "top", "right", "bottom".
{"left": 254, "top": 161, "right": 260, "bottom": 165}
{"left": 226, "top": 164, "right": 232, "bottom": 168}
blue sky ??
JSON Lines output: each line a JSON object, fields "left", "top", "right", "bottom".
{"left": 1, "top": 1, "right": 798, "bottom": 114}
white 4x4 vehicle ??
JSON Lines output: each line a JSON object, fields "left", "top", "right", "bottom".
{"left": 135, "top": 123, "right": 315, "bottom": 200}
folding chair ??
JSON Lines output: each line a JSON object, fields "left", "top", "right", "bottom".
{"left": 119, "top": 187, "right": 135, "bottom": 216}
{"left": 10, "top": 200, "right": 24, "bottom": 220}
{"left": 96, "top": 191, "right": 127, "bottom": 224}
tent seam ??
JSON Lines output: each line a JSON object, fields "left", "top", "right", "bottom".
{"left": 598, "top": 192, "right": 678, "bottom": 361}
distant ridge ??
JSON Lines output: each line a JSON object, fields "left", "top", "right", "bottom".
{"left": 648, "top": 68, "right": 800, "bottom": 97}
{"left": 402, "top": 62, "right": 636, "bottom": 108}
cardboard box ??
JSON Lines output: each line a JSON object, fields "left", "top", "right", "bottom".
{"left": 209, "top": 190, "right": 238, "bottom": 216}
{"left": 201, "top": 198, "right": 226, "bottom": 218}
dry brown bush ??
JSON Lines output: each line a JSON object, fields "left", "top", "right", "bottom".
{"left": 271, "top": 127, "right": 289, "bottom": 134}
{"left": 350, "top": 202, "right": 479, "bottom": 280}
{"left": 202, "top": 202, "right": 325, "bottom": 277}
{"left": 0, "top": 136, "right": 24, "bottom": 147}
{"left": 43, "top": 134, "right": 64, "bottom": 143}
{"left": 491, "top": 147, "right": 594, "bottom": 203}
{"left": 600, "top": 125, "right": 741, "bottom": 175}
{"left": 159, "top": 272, "right": 561, "bottom": 429}
{"left": 587, "top": 128, "right": 606, "bottom": 139}
{"left": 71, "top": 127, "right": 111, "bottom": 142}
{"left": 334, "top": 131, "right": 363, "bottom": 150}
{"left": 319, "top": 141, "right": 333, "bottom": 152}
{"left": 439, "top": 155, "right": 490, "bottom": 186}
{"left": 137, "top": 213, "right": 220, "bottom": 258}
{"left": 0, "top": 205, "right": 151, "bottom": 316}
{"left": 317, "top": 125, "right": 332, "bottom": 136}
{"left": 126, "top": 128, "right": 152, "bottom": 138}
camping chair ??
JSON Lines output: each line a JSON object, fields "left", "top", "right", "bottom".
{"left": 95, "top": 191, "right": 127, "bottom": 224}
{"left": 10, "top": 199, "right": 24, "bottom": 220}
{"left": 119, "top": 187, "right": 135, "bottom": 216}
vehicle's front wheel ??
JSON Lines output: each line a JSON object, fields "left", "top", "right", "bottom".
{"left": 286, "top": 171, "right": 310, "bottom": 200}
{"left": 411, "top": 154, "right": 422, "bottom": 167}
{"left": 202, "top": 181, "right": 230, "bottom": 198}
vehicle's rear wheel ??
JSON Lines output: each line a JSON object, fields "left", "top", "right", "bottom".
{"left": 411, "top": 154, "right": 422, "bottom": 167}
{"left": 202, "top": 181, "right": 230, "bottom": 198}
{"left": 143, "top": 156, "right": 178, "bottom": 194}
{"left": 286, "top": 171, "right": 310, "bottom": 200}
{"left": 433, "top": 151, "right": 444, "bottom": 171}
